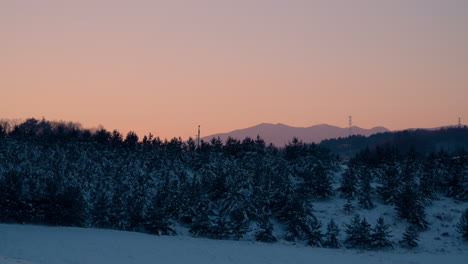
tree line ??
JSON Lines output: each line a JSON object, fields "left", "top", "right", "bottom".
{"left": 0, "top": 118, "right": 467, "bottom": 249}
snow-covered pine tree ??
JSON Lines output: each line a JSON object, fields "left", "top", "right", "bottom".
{"left": 400, "top": 225, "right": 419, "bottom": 248}
{"left": 357, "top": 168, "right": 374, "bottom": 209}
{"left": 371, "top": 217, "right": 393, "bottom": 249}
{"left": 255, "top": 216, "right": 277, "bottom": 243}
{"left": 306, "top": 216, "right": 323, "bottom": 247}
{"left": 345, "top": 214, "right": 372, "bottom": 249}
{"left": 340, "top": 165, "right": 358, "bottom": 200}
{"left": 323, "top": 219, "right": 340, "bottom": 248}
{"left": 310, "top": 163, "right": 334, "bottom": 200}
{"left": 143, "top": 195, "right": 175, "bottom": 236}
{"left": 457, "top": 208, "right": 468, "bottom": 240}
{"left": 189, "top": 198, "right": 214, "bottom": 238}
{"left": 345, "top": 214, "right": 361, "bottom": 247}
{"left": 283, "top": 196, "right": 322, "bottom": 247}
{"left": 394, "top": 183, "right": 429, "bottom": 231}
{"left": 143, "top": 207, "right": 176, "bottom": 236}
{"left": 419, "top": 154, "right": 438, "bottom": 204}
{"left": 446, "top": 152, "right": 467, "bottom": 200}
{"left": 377, "top": 163, "right": 400, "bottom": 205}
{"left": 229, "top": 207, "right": 250, "bottom": 240}
{"left": 343, "top": 200, "right": 355, "bottom": 214}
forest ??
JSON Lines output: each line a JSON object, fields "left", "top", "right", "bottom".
{"left": 0, "top": 118, "right": 467, "bottom": 249}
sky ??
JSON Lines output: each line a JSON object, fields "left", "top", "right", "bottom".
{"left": 1, "top": 0, "right": 467, "bottom": 139}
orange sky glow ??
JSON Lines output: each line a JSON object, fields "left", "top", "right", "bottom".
{"left": 1, "top": 0, "right": 467, "bottom": 139}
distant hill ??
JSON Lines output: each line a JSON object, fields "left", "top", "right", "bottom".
{"left": 320, "top": 126, "right": 468, "bottom": 158}
{"left": 202, "top": 123, "right": 389, "bottom": 146}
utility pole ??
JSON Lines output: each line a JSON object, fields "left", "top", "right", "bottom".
{"left": 348, "top": 116, "right": 352, "bottom": 137}
{"left": 197, "top": 125, "right": 200, "bottom": 148}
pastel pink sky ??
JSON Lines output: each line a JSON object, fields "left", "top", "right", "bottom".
{"left": 1, "top": 0, "right": 467, "bottom": 139}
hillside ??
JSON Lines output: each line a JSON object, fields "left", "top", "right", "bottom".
{"left": 1, "top": 118, "right": 467, "bottom": 264}
{"left": 320, "top": 126, "right": 468, "bottom": 157}
{"left": 203, "top": 123, "right": 389, "bottom": 146}
{"left": 0, "top": 220, "right": 466, "bottom": 264}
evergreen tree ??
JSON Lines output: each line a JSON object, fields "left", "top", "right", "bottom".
{"left": 345, "top": 214, "right": 372, "bottom": 249}
{"left": 124, "top": 131, "right": 139, "bottom": 147}
{"left": 229, "top": 207, "right": 250, "bottom": 240}
{"left": 357, "top": 168, "right": 374, "bottom": 209}
{"left": 343, "top": 200, "right": 355, "bottom": 214}
{"left": 377, "top": 164, "right": 400, "bottom": 205}
{"left": 310, "top": 163, "right": 334, "bottom": 200}
{"left": 457, "top": 208, "right": 468, "bottom": 240}
{"left": 400, "top": 225, "right": 419, "bottom": 248}
{"left": 282, "top": 197, "right": 322, "bottom": 247}
{"left": 371, "top": 217, "right": 393, "bottom": 249}
{"left": 394, "top": 183, "right": 429, "bottom": 231}
{"left": 306, "top": 216, "right": 323, "bottom": 247}
{"left": 91, "top": 187, "right": 112, "bottom": 228}
{"left": 255, "top": 216, "right": 277, "bottom": 243}
{"left": 446, "top": 155, "right": 467, "bottom": 200}
{"left": 189, "top": 198, "right": 214, "bottom": 238}
{"left": 419, "top": 154, "right": 438, "bottom": 203}
{"left": 340, "top": 165, "right": 358, "bottom": 200}
{"left": 323, "top": 219, "right": 340, "bottom": 248}
{"left": 143, "top": 205, "right": 175, "bottom": 236}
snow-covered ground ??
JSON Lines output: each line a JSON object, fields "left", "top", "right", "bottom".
{"left": 0, "top": 223, "right": 466, "bottom": 264}
{"left": 312, "top": 196, "right": 467, "bottom": 254}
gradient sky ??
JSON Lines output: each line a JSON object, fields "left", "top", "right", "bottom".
{"left": 1, "top": 0, "right": 467, "bottom": 139}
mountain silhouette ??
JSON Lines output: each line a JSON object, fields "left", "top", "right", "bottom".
{"left": 202, "top": 123, "right": 389, "bottom": 146}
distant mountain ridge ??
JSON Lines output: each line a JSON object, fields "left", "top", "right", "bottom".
{"left": 203, "top": 123, "right": 389, "bottom": 146}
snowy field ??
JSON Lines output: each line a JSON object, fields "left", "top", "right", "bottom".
{"left": 0, "top": 223, "right": 466, "bottom": 264}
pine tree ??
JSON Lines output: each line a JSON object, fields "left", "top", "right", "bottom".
{"left": 395, "top": 183, "right": 429, "bottom": 231}
{"left": 340, "top": 166, "right": 358, "bottom": 200}
{"left": 310, "top": 163, "right": 334, "bottom": 200}
{"left": 400, "top": 225, "right": 419, "bottom": 248}
{"left": 419, "top": 154, "right": 438, "bottom": 203}
{"left": 345, "top": 214, "right": 372, "bottom": 249}
{"left": 282, "top": 197, "right": 322, "bottom": 247}
{"left": 457, "top": 208, "right": 468, "bottom": 240}
{"left": 211, "top": 215, "right": 231, "bottom": 240}
{"left": 323, "top": 219, "right": 340, "bottom": 248}
{"left": 343, "top": 200, "right": 354, "bottom": 214}
{"left": 255, "top": 216, "right": 277, "bottom": 243}
{"left": 371, "top": 217, "right": 393, "bottom": 249}
{"left": 143, "top": 197, "right": 175, "bottom": 236}
{"left": 229, "top": 208, "right": 250, "bottom": 240}
{"left": 357, "top": 168, "right": 374, "bottom": 209}
{"left": 306, "top": 216, "right": 323, "bottom": 247}
{"left": 377, "top": 163, "right": 400, "bottom": 205}
{"left": 189, "top": 199, "right": 214, "bottom": 238}
{"left": 358, "top": 179, "right": 374, "bottom": 209}
{"left": 144, "top": 208, "right": 176, "bottom": 236}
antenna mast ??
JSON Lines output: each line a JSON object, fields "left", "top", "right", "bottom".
{"left": 197, "top": 125, "right": 200, "bottom": 148}
{"left": 348, "top": 116, "right": 352, "bottom": 137}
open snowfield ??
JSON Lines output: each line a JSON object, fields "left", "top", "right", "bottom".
{"left": 0, "top": 224, "right": 466, "bottom": 264}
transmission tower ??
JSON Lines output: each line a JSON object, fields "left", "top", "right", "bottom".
{"left": 348, "top": 116, "right": 352, "bottom": 137}
{"left": 459, "top": 117, "right": 462, "bottom": 128}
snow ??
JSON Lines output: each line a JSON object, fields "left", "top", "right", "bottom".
{"left": 313, "top": 196, "right": 467, "bottom": 254}
{"left": 0, "top": 224, "right": 466, "bottom": 264}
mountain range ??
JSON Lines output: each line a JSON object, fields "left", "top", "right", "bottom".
{"left": 202, "top": 123, "right": 389, "bottom": 146}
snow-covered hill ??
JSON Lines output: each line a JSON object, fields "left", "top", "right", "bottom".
{"left": 1, "top": 210, "right": 466, "bottom": 264}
